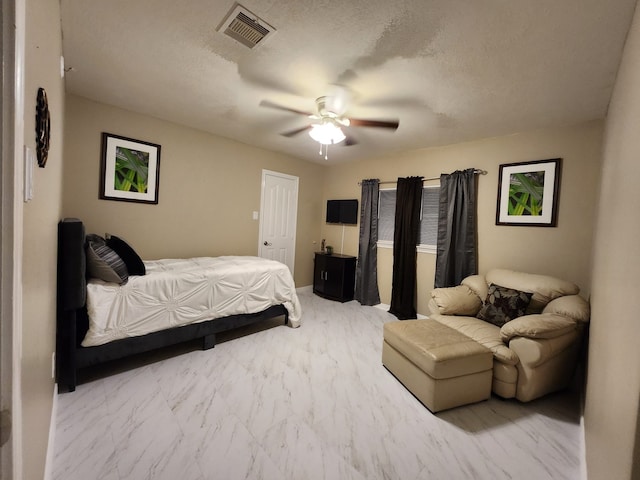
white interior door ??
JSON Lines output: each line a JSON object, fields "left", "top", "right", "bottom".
{"left": 258, "top": 170, "right": 298, "bottom": 274}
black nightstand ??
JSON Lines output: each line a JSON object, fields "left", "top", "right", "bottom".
{"left": 313, "top": 252, "right": 356, "bottom": 302}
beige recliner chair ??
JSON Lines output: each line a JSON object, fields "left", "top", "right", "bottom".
{"left": 428, "top": 269, "right": 590, "bottom": 402}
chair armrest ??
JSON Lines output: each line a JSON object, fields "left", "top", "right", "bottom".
{"left": 500, "top": 313, "right": 577, "bottom": 342}
{"left": 461, "top": 275, "right": 488, "bottom": 302}
{"left": 509, "top": 331, "right": 580, "bottom": 368}
{"left": 429, "top": 285, "right": 482, "bottom": 316}
{"left": 542, "top": 295, "right": 590, "bottom": 323}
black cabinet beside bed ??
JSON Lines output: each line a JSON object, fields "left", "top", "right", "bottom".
{"left": 313, "top": 252, "right": 356, "bottom": 302}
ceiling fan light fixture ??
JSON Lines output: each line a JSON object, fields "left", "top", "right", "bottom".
{"left": 260, "top": 94, "right": 397, "bottom": 160}
{"left": 308, "top": 122, "right": 346, "bottom": 145}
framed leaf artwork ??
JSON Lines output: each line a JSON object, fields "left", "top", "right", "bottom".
{"left": 100, "top": 133, "right": 161, "bottom": 204}
{"left": 496, "top": 158, "right": 561, "bottom": 227}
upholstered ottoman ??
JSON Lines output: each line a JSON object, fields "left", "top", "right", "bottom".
{"left": 382, "top": 319, "right": 493, "bottom": 412}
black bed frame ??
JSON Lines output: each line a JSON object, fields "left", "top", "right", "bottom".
{"left": 56, "top": 218, "right": 289, "bottom": 392}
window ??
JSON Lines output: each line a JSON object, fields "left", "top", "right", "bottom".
{"left": 419, "top": 187, "right": 439, "bottom": 247}
{"left": 378, "top": 190, "right": 397, "bottom": 245}
{"left": 378, "top": 186, "right": 440, "bottom": 254}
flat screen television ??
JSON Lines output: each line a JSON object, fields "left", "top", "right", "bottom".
{"left": 326, "top": 199, "right": 358, "bottom": 225}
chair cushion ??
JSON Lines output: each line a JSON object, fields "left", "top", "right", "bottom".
{"left": 486, "top": 269, "right": 579, "bottom": 312}
{"left": 431, "top": 314, "right": 519, "bottom": 365}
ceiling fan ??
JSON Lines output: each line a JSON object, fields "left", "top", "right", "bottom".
{"left": 259, "top": 96, "right": 399, "bottom": 159}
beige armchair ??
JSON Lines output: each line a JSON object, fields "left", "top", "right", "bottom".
{"left": 428, "top": 269, "right": 590, "bottom": 402}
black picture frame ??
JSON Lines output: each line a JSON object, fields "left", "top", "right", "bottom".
{"left": 496, "top": 158, "right": 562, "bottom": 227}
{"left": 99, "top": 132, "right": 161, "bottom": 204}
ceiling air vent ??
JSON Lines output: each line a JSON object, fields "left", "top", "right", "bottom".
{"left": 218, "top": 4, "right": 276, "bottom": 49}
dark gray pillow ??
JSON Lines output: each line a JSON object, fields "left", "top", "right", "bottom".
{"left": 106, "top": 234, "right": 145, "bottom": 276}
{"left": 86, "top": 241, "right": 128, "bottom": 284}
{"left": 477, "top": 284, "right": 533, "bottom": 327}
{"left": 85, "top": 233, "right": 106, "bottom": 246}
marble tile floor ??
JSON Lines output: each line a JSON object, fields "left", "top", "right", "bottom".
{"left": 53, "top": 289, "right": 584, "bottom": 480}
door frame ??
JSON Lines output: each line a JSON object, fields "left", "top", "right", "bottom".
{"left": 258, "top": 169, "right": 299, "bottom": 274}
{"left": 1, "top": 0, "right": 25, "bottom": 478}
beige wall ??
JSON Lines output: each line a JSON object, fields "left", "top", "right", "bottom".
{"left": 585, "top": 2, "right": 640, "bottom": 478}
{"left": 22, "top": 6, "right": 634, "bottom": 480}
{"left": 22, "top": 0, "right": 65, "bottom": 478}
{"left": 63, "top": 95, "right": 326, "bottom": 286}
{"left": 323, "top": 121, "right": 602, "bottom": 314}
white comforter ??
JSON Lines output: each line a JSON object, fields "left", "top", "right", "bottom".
{"left": 83, "top": 256, "right": 301, "bottom": 347}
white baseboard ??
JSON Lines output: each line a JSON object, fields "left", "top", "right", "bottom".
{"left": 579, "top": 414, "right": 587, "bottom": 480}
{"left": 374, "top": 303, "right": 428, "bottom": 319}
{"left": 43, "top": 383, "right": 57, "bottom": 480}
{"left": 300, "top": 291, "right": 428, "bottom": 319}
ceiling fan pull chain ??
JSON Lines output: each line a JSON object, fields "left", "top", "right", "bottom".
{"left": 318, "top": 143, "right": 329, "bottom": 160}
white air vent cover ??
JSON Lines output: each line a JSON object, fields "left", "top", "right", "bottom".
{"left": 218, "top": 4, "right": 276, "bottom": 49}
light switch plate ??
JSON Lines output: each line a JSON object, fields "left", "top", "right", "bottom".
{"left": 24, "top": 145, "right": 34, "bottom": 202}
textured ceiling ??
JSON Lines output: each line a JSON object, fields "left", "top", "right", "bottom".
{"left": 60, "top": 0, "right": 637, "bottom": 164}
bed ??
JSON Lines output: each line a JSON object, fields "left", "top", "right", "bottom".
{"left": 56, "top": 218, "right": 301, "bottom": 391}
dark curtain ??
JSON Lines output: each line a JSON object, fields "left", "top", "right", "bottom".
{"left": 355, "top": 179, "right": 381, "bottom": 306}
{"left": 389, "top": 176, "right": 424, "bottom": 319}
{"left": 434, "top": 168, "right": 478, "bottom": 288}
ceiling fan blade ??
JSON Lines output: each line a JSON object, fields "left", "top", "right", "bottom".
{"left": 349, "top": 118, "right": 399, "bottom": 130}
{"left": 280, "top": 125, "right": 312, "bottom": 137}
{"left": 259, "top": 100, "right": 314, "bottom": 117}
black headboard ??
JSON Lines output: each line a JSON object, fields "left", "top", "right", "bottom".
{"left": 57, "top": 218, "right": 88, "bottom": 388}
{"left": 57, "top": 218, "right": 86, "bottom": 310}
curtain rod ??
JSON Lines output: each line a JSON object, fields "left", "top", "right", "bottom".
{"left": 358, "top": 169, "right": 487, "bottom": 186}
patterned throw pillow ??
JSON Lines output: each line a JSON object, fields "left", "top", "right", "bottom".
{"left": 86, "top": 240, "right": 129, "bottom": 284}
{"left": 477, "top": 284, "right": 533, "bottom": 327}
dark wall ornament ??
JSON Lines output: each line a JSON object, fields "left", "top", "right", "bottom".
{"left": 35, "top": 87, "right": 51, "bottom": 168}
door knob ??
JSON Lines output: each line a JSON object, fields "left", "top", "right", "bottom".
{"left": 263, "top": 241, "right": 272, "bottom": 246}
